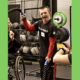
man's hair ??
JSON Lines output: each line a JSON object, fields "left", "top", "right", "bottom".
{"left": 39, "top": 6, "right": 51, "bottom": 12}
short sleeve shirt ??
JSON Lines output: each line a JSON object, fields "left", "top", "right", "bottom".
{"left": 34, "top": 20, "right": 57, "bottom": 57}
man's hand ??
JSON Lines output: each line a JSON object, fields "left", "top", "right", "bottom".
{"left": 63, "top": 47, "right": 70, "bottom": 54}
{"left": 21, "top": 14, "right": 26, "bottom": 20}
{"left": 45, "top": 56, "right": 51, "bottom": 62}
{"left": 9, "top": 31, "right": 14, "bottom": 40}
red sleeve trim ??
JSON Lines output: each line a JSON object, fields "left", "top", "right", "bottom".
{"left": 22, "top": 19, "right": 35, "bottom": 31}
{"left": 47, "top": 37, "right": 56, "bottom": 58}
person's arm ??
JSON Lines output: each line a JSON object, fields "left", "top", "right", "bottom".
{"left": 22, "top": 15, "right": 35, "bottom": 31}
{"left": 46, "top": 37, "right": 56, "bottom": 62}
{"left": 9, "top": 30, "right": 22, "bottom": 53}
{"left": 46, "top": 25, "right": 57, "bottom": 62}
{"left": 53, "top": 48, "right": 70, "bottom": 64}
{"left": 9, "top": 30, "right": 21, "bottom": 46}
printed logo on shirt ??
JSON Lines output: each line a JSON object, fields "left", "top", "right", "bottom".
{"left": 41, "top": 32, "right": 45, "bottom": 37}
{"left": 39, "top": 27, "right": 48, "bottom": 33}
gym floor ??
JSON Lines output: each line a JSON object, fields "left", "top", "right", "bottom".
{"left": 11, "top": 63, "right": 41, "bottom": 80}
{"left": 25, "top": 63, "right": 41, "bottom": 80}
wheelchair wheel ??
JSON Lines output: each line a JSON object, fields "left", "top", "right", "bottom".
{"left": 15, "top": 56, "right": 25, "bottom": 80}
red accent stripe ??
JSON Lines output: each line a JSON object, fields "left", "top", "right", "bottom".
{"left": 47, "top": 37, "right": 56, "bottom": 58}
{"left": 22, "top": 19, "right": 35, "bottom": 31}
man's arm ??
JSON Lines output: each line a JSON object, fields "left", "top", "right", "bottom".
{"left": 22, "top": 15, "right": 35, "bottom": 31}
{"left": 53, "top": 48, "right": 70, "bottom": 64}
{"left": 46, "top": 37, "right": 56, "bottom": 62}
{"left": 9, "top": 30, "right": 21, "bottom": 47}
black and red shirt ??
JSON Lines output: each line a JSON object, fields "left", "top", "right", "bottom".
{"left": 22, "top": 19, "right": 57, "bottom": 58}
{"left": 34, "top": 20, "right": 57, "bottom": 57}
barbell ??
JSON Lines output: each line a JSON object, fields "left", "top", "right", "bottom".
{"left": 53, "top": 12, "right": 67, "bottom": 27}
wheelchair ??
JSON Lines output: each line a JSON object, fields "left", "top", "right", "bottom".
{"left": 8, "top": 50, "right": 25, "bottom": 80}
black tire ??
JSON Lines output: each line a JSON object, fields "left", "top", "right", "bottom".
{"left": 15, "top": 56, "right": 25, "bottom": 80}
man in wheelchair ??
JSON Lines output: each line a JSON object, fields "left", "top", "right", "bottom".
{"left": 8, "top": 18, "right": 22, "bottom": 64}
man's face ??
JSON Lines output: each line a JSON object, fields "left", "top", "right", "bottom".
{"left": 39, "top": 8, "right": 51, "bottom": 24}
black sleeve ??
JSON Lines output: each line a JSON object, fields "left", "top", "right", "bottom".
{"left": 68, "top": 54, "right": 72, "bottom": 64}
{"left": 48, "top": 25, "right": 57, "bottom": 37}
{"left": 33, "top": 20, "right": 41, "bottom": 31}
{"left": 8, "top": 30, "right": 21, "bottom": 53}
{"left": 8, "top": 38, "right": 21, "bottom": 53}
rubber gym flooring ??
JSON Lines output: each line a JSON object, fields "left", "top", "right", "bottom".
{"left": 25, "top": 63, "right": 41, "bottom": 80}
{"left": 9, "top": 62, "right": 41, "bottom": 80}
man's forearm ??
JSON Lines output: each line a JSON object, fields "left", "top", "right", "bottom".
{"left": 22, "top": 18, "right": 35, "bottom": 31}
{"left": 47, "top": 37, "right": 56, "bottom": 58}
